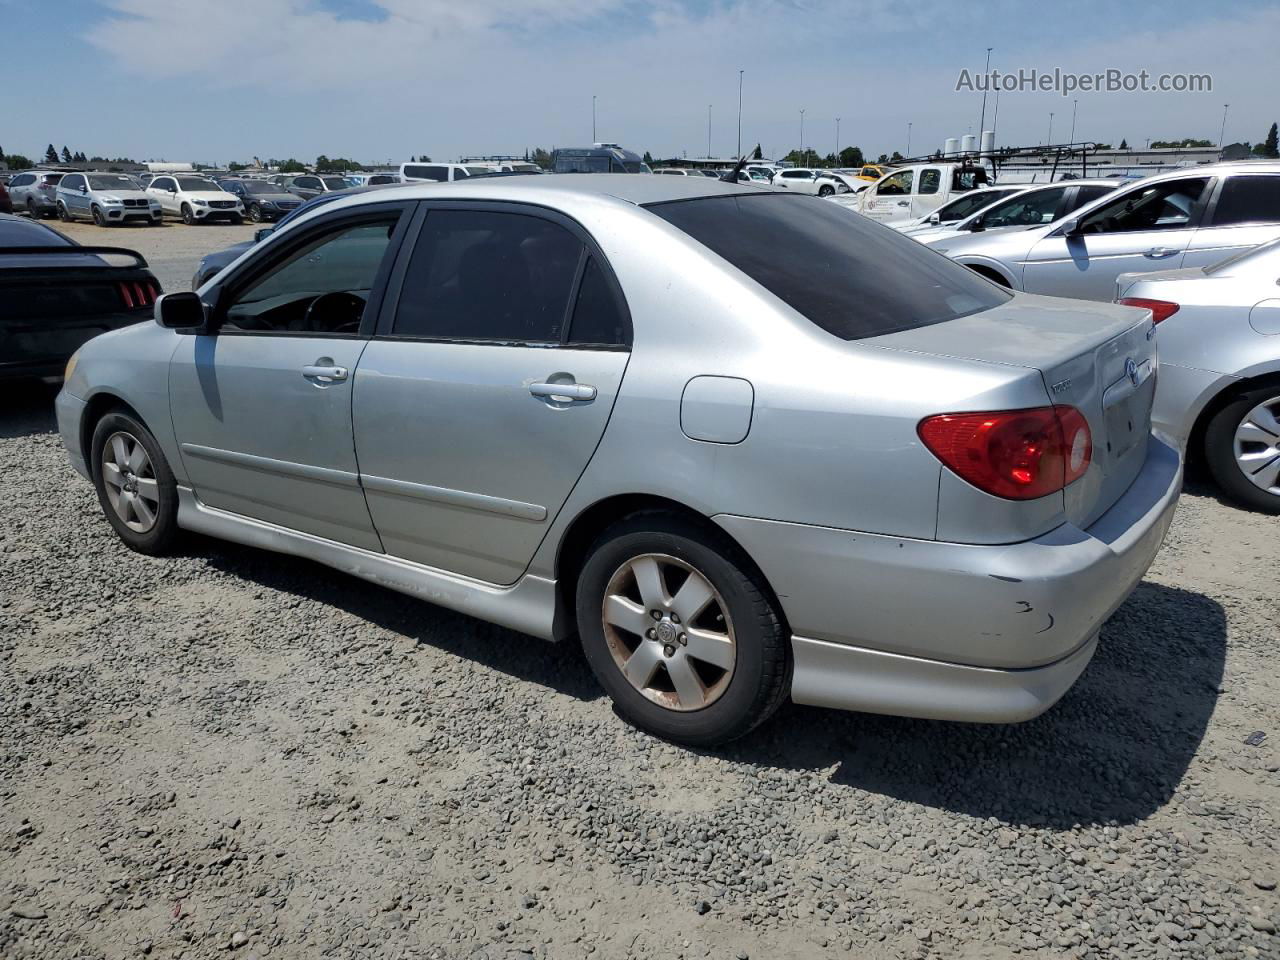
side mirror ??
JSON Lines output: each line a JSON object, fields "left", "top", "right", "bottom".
{"left": 155, "top": 291, "right": 207, "bottom": 333}
{"left": 927, "top": 212, "right": 941, "bottom": 225}
{"left": 254, "top": 226, "right": 275, "bottom": 243}
{"left": 80, "top": 185, "right": 88, "bottom": 193}
{"left": 968, "top": 216, "right": 986, "bottom": 232}
{"left": 1059, "top": 217, "right": 1082, "bottom": 236}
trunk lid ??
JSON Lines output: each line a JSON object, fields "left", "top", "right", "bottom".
{"left": 871, "top": 292, "right": 1157, "bottom": 529}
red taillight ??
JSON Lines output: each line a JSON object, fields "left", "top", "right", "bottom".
{"left": 119, "top": 280, "right": 159, "bottom": 309}
{"left": 918, "top": 406, "right": 1092, "bottom": 501}
{"left": 119, "top": 282, "right": 134, "bottom": 308}
{"left": 1117, "top": 297, "right": 1179, "bottom": 325}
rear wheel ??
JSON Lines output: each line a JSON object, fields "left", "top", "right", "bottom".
{"left": 57, "top": 202, "right": 71, "bottom": 222}
{"left": 25, "top": 198, "right": 39, "bottom": 219}
{"left": 90, "top": 411, "right": 180, "bottom": 555}
{"left": 181, "top": 204, "right": 195, "bottom": 225}
{"left": 818, "top": 184, "right": 835, "bottom": 197}
{"left": 576, "top": 514, "right": 790, "bottom": 746}
{"left": 1205, "top": 384, "right": 1280, "bottom": 513}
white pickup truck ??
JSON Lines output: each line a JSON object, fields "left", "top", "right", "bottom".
{"left": 836, "top": 161, "right": 994, "bottom": 225}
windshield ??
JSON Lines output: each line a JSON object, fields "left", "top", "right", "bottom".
{"left": 648, "top": 194, "right": 1009, "bottom": 341}
{"left": 936, "top": 191, "right": 1009, "bottom": 221}
{"left": 242, "top": 181, "right": 278, "bottom": 194}
{"left": 178, "top": 178, "right": 220, "bottom": 191}
{"left": 88, "top": 175, "right": 138, "bottom": 190}
{"left": 322, "top": 177, "right": 349, "bottom": 190}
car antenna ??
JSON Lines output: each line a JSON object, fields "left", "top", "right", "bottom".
{"left": 721, "top": 154, "right": 749, "bottom": 184}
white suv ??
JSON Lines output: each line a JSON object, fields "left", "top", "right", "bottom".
{"left": 146, "top": 175, "right": 244, "bottom": 225}
{"left": 398, "top": 162, "right": 495, "bottom": 183}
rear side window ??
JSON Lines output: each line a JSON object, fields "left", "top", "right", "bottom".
{"left": 10, "top": 174, "right": 33, "bottom": 187}
{"left": 648, "top": 194, "right": 1010, "bottom": 341}
{"left": 918, "top": 169, "right": 941, "bottom": 195}
{"left": 568, "top": 258, "right": 629, "bottom": 346}
{"left": 393, "top": 210, "right": 584, "bottom": 342}
{"left": 1211, "top": 176, "right": 1280, "bottom": 226}
{"left": 1069, "top": 184, "right": 1116, "bottom": 209}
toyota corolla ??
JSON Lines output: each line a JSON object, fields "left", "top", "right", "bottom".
{"left": 56, "top": 175, "right": 1182, "bottom": 745}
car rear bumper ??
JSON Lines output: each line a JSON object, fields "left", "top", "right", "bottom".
{"left": 56, "top": 389, "right": 91, "bottom": 480}
{"left": 715, "top": 432, "right": 1182, "bottom": 722}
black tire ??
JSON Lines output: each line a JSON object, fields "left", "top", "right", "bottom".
{"left": 181, "top": 204, "right": 195, "bottom": 225}
{"left": 92, "top": 205, "right": 107, "bottom": 227}
{"left": 818, "top": 184, "right": 835, "bottom": 197}
{"left": 1204, "top": 383, "right": 1280, "bottom": 514}
{"left": 25, "top": 198, "right": 38, "bottom": 219}
{"left": 576, "top": 513, "right": 790, "bottom": 746}
{"left": 89, "top": 411, "right": 181, "bottom": 555}
{"left": 247, "top": 204, "right": 263, "bottom": 223}
{"left": 57, "top": 202, "right": 71, "bottom": 222}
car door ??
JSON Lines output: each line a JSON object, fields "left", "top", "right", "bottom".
{"left": 1020, "top": 175, "right": 1212, "bottom": 300}
{"left": 59, "top": 174, "right": 84, "bottom": 218}
{"left": 150, "top": 178, "right": 177, "bottom": 215}
{"left": 910, "top": 167, "right": 943, "bottom": 218}
{"left": 861, "top": 169, "right": 914, "bottom": 221}
{"left": 352, "top": 203, "right": 631, "bottom": 585}
{"left": 168, "top": 202, "right": 413, "bottom": 549}
{"left": 1183, "top": 173, "right": 1280, "bottom": 269}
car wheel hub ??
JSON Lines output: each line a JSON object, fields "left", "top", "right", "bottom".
{"left": 1233, "top": 396, "right": 1280, "bottom": 494}
{"left": 101, "top": 431, "right": 160, "bottom": 534}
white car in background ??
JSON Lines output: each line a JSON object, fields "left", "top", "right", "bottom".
{"left": 912, "top": 180, "right": 1123, "bottom": 246}
{"left": 895, "top": 186, "right": 1023, "bottom": 233}
{"left": 146, "top": 175, "right": 244, "bottom": 225}
{"left": 770, "top": 168, "right": 849, "bottom": 197}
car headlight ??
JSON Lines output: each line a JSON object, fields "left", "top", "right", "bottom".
{"left": 193, "top": 198, "right": 209, "bottom": 206}
{"left": 100, "top": 196, "right": 122, "bottom": 204}
{"left": 64, "top": 350, "right": 79, "bottom": 382}
{"left": 261, "top": 200, "right": 277, "bottom": 208}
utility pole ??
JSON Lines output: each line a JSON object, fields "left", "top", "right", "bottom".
{"left": 707, "top": 104, "right": 712, "bottom": 159}
{"left": 1069, "top": 99, "right": 1078, "bottom": 143}
{"left": 592, "top": 95, "right": 597, "bottom": 142}
{"left": 799, "top": 108, "right": 805, "bottom": 163}
{"left": 978, "top": 46, "right": 993, "bottom": 133}
{"left": 906, "top": 121, "right": 912, "bottom": 157}
{"left": 1047, "top": 111, "right": 1054, "bottom": 145}
{"left": 737, "top": 70, "right": 744, "bottom": 157}
{"left": 1219, "top": 103, "right": 1230, "bottom": 152}
{"left": 835, "top": 117, "right": 841, "bottom": 160}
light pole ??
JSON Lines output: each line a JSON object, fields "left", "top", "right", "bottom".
{"left": 799, "top": 108, "right": 806, "bottom": 162}
{"left": 592, "top": 95, "right": 597, "bottom": 142}
{"left": 906, "top": 121, "right": 912, "bottom": 157}
{"left": 1069, "top": 99, "right": 1077, "bottom": 143}
{"left": 1219, "top": 103, "right": 1230, "bottom": 152}
{"left": 978, "top": 46, "right": 992, "bottom": 133}
{"left": 707, "top": 104, "right": 712, "bottom": 159}
{"left": 737, "top": 70, "right": 744, "bottom": 157}
{"left": 835, "top": 117, "right": 841, "bottom": 160}
{"left": 1047, "top": 111, "right": 1054, "bottom": 145}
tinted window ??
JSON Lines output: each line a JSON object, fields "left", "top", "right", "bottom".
{"left": 295, "top": 177, "right": 321, "bottom": 189}
{"left": 322, "top": 177, "right": 349, "bottom": 191}
{"left": 404, "top": 165, "right": 448, "bottom": 181}
{"left": 568, "top": 258, "right": 629, "bottom": 346}
{"left": 1211, "top": 176, "right": 1280, "bottom": 226}
{"left": 649, "top": 195, "right": 1009, "bottom": 341}
{"left": 0, "top": 217, "right": 73, "bottom": 246}
{"left": 178, "top": 178, "right": 219, "bottom": 191}
{"left": 368, "top": 175, "right": 395, "bottom": 184}
{"left": 1070, "top": 184, "right": 1116, "bottom": 209}
{"left": 918, "top": 169, "right": 941, "bottom": 195}
{"left": 936, "top": 189, "right": 1015, "bottom": 221}
{"left": 42, "top": 174, "right": 64, "bottom": 186}
{"left": 1080, "top": 178, "right": 1210, "bottom": 234}
{"left": 10, "top": 174, "right": 33, "bottom": 187}
{"left": 877, "top": 170, "right": 912, "bottom": 195}
{"left": 223, "top": 217, "right": 398, "bottom": 334}
{"left": 61, "top": 175, "right": 84, "bottom": 190}
{"left": 980, "top": 187, "right": 1066, "bottom": 228}
{"left": 88, "top": 175, "right": 137, "bottom": 190}
{"left": 393, "top": 210, "right": 583, "bottom": 342}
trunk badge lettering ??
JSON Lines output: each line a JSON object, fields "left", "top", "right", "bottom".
{"left": 1051, "top": 378, "right": 1072, "bottom": 395}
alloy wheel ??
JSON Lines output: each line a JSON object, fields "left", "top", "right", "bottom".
{"left": 1233, "top": 396, "right": 1280, "bottom": 495}
{"left": 601, "top": 553, "right": 736, "bottom": 712}
{"left": 101, "top": 431, "right": 161, "bottom": 533}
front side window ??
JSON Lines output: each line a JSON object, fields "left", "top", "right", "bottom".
{"left": 918, "top": 169, "right": 941, "bottom": 195}
{"left": 648, "top": 194, "right": 1009, "bottom": 341}
{"left": 1210, "top": 175, "right": 1280, "bottom": 227}
{"left": 980, "top": 187, "right": 1067, "bottom": 228}
{"left": 295, "top": 177, "right": 321, "bottom": 189}
{"left": 877, "top": 170, "right": 913, "bottom": 195}
{"left": 937, "top": 190, "right": 1011, "bottom": 221}
{"left": 61, "top": 175, "right": 84, "bottom": 190}
{"left": 392, "top": 209, "right": 584, "bottom": 343}
{"left": 322, "top": 177, "right": 349, "bottom": 191}
{"left": 222, "top": 216, "right": 399, "bottom": 335}
{"left": 1078, "top": 177, "right": 1210, "bottom": 234}
{"left": 178, "top": 178, "right": 219, "bottom": 192}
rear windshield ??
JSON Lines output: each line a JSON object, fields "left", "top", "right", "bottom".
{"left": 647, "top": 194, "right": 1010, "bottom": 340}
{"left": 0, "top": 217, "right": 74, "bottom": 247}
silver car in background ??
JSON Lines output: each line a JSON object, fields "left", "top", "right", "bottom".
{"left": 911, "top": 180, "right": 1122, "bottom": 245}
{"left": 1118, "top": 236, "right": 1280, "bottom": 512}
{"left": 894, "top": 185, "right": 1024, "bottom": 234}
{"left": 54, "top": 172, "right": 162, "bottom": 226}
{"left": 56, "top": 176, "right": 1180, "bottom": 745}
{"left": 934, "top": 162, "right": 1280, "bottom": 299}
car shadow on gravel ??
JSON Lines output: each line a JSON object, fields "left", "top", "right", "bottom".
{"left": 0, "top": 381, "right": 59, "bottom": 440}
{"left": 721, "top": 581, "right": 1226, "bottom": 828}
{"left": 195, "top": 538, "right": 603, "bottom": 701}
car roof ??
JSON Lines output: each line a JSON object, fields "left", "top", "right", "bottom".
{"left": 329, "top": 173, "right": 755, "bottom": 208}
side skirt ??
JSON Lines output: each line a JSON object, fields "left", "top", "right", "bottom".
{"left": 176, "top": 486, "right": 561, "bottom": 641}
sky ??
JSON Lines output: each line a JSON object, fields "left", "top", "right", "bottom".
{"left": 3, "top": 0, "right": 1279, "bottom": 166}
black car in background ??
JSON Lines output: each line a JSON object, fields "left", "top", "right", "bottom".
{"left": 215, "top": 178, "right": 304, "bottom": 222}
{"left": 0, "top": 214, "right": 160, "bottom": 380}
{"left": 284, "top": 174, "right": 352, "bottom": 201}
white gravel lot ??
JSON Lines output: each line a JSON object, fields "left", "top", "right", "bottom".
{"left": 1, "top": 227, "right": 1278, "bottom": 959}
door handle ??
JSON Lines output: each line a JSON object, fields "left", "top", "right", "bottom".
{"left": 897, "top": 200, "right": 909, "bottom": 206}
{"left": 1143, "top": 247, "right": 1179, "bottom": 259}
{"left": 530, "top": 381, "right": 596, "bottom": 402}
{"left": 302, "top": 363, "right": 348, "bottom": 383}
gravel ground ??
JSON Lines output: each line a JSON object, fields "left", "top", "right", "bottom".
{"left": 2, "top": 359, "right": 1278, "bottom": 954}
{"left": 47, "top": 218, "right": 260, "bottom": 293}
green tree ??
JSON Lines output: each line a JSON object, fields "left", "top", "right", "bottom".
{"left": 532, "top": 148, "right": 552, "bottom": 170}
{"left": 228, "top": 161, "right": 247, "bottom": 172}
{"left": 876, "top": 153, "right": 889, "bottom": 164}
{"left": 836, "top": 145, "right": 865, "bottom": 167}
{"left": 44, "top": 144, "right": 58, "bottom": 164}
{"left": 642, "top": 150, "right": 654, "bottom": 165}
{"left": 278, "top": 158, "right": 307, "bottom": 173}
{"left": 890, "top": 151, "right": 904, "bottom": 162}
{"left": 1150, "top": 138, "right": 1212, "bottom": 149}
{"left": 61, "top": 145, "right": 72, "bottom": 163}
{"left": 6, "top": 153, "right": 32, "bottom": 169}
{"left": 1262, "top": 123, "right": 1279, "bottom": 159}
{"left": 752, "top": 143, "right": 763, "bottom": 160}
{"left": 1118, "top": 138, "right": 1129, "bottom": 150}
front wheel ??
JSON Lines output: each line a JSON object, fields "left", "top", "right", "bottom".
{"left": 818, "top": 184, "right": 835, "bottom": 197}
{"left": 247, "top": 204, "right": 263, "bottom": 223}
{"left": 92, "top": 205, "right": 107, "bottom": 227}
{"left": 1204, "top": 385, "right": 1280, "bottom": 514}
{"left": 576, "top": 514, "right": 790, "bottom": 746}
{"left": 90, "top": 411, "right": 181, "bottom": 555}
{"left": 181, "top": 204, "right": 195, "bottom": 225}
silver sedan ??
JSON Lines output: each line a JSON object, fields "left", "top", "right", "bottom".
{"left": 1119, "top": 237, "right": 1280, "bottom": 512}
{"left": 56, "top": 175, "right": 1181, "bottom": 745}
